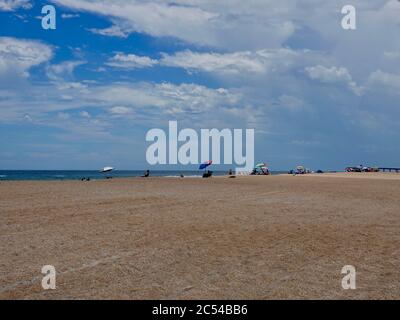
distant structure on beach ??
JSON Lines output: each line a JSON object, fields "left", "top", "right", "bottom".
{"left": 346, "top": 165, "right": 379, "bottom": 173}
{"left": 345, "top": 165, "right": 400, "bottom": 173}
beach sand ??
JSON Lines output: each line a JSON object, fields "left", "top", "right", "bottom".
{"left": 1, "top": 173, "right": 400, "bottom": 300}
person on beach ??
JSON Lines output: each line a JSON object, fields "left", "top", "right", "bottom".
{"left": 143, "top": 170, "right": 150, "bottom": 178}
{"left": 202, "top": 170, "right": 213, "bottom": 178}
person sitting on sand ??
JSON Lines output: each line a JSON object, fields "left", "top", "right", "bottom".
{"left": 142, "top": 170, "right": 150, "bottom": 178}
{"left": 228, "top": 169, "right": 236, "bottom": 178}
{"left": 202, "top": 170, "right": 213, "bottom": 178}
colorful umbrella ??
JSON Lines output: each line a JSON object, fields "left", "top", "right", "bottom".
{"left": 255, "top": 163, "right": 267, "bottom": 168}
{"left": 199, "top": 160, "right": 212, "bottom": 170}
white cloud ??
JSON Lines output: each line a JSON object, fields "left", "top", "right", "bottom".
{"left": 80, "top": 110, "right": 91, "bottom": 118}
{"left": 88, "top": 25, "right": 130, "bottom": 38}
{"left": 50, "top": 0, "right": 399, "bottom": 52}
{"left": 51, "top": 0, "right": 305, "bottom": 49}
{"left": 105, "top": 48, "right": 322, "bottom": 76}
{"left": 0, "top": 0, "right": 31, "bottom": 11}
{"left": 109, "top": 106, "right": 133, "bottom": 115}
{"left": 305, "top": 65, "right": 363, "bottom": 95}
{"left": 106, "top": 53, "right": 158, "bottom": 69}
{"left": 46, "top": 60, "right": 86, "bottom": 80}
{"left": 161, "top": 50, "right": 267, "bottom": 74}
{"left": 0, "top": 79, "right": 243, "bottom": 127}
{"left": 0, "top": 37, "right": 53, "bottom": 78}
{"left": 93, "top": 82, "right": 241, "bottom": 116}
{"left": 368, "top": 70, "right": 400, "bottom": 90}
{"left": 306, "top": 65, "right": 352, "bottom": 83}
{"left": 54, "top": 0, "right": 220, "bottom": 46}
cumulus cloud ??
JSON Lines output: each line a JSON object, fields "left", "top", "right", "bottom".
{"left": 0, "top": 37, "right": 53, "bottom": 78}
{"left": 106, "top": 53, "right": 158, "bottom": 69}
{"left": 0, "top": 79, "right": 242, "bottom": 126}
{"left": 54, "top": 0, "right": 219, "bottom": 45}
{"left": 49, "top": 0, "right": 400, "bottom": 54}
{"left": 305, "top": 65, "right": 363, "bottom": 95}
{"left": 92, "top": 82, "right": 241, "bottom": 116}
{"left": 52, "top": 0, "right": 298, "bottom": 49}
{"left": 0, "top": 0, "right": 31, "bottom": 11}
{"left": 106, "top": 48, "right": 325, "bottom": 76}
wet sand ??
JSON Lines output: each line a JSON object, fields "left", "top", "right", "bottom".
{"left": 1, "top": 173, "right": 400, "bottom": 299}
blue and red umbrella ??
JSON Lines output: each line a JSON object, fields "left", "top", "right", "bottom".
{"left": 199, "top": 160, "right": 212, "bottom": 170}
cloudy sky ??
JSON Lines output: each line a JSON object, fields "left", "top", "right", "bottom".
{"left": 0, "top": 0, "right": 399, "bottom": 170}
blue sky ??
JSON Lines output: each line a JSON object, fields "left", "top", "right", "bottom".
{"left": 0, "top": 0, "right": 399, "bottom": 170}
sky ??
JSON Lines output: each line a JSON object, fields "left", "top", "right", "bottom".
{"left": 0, "top": 0, "right": 399, "bottom": 170}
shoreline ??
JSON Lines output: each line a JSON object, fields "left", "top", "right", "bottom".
{"left": 1, "top": 171, "right": 400, "bottom": 183}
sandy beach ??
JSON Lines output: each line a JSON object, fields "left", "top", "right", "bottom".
{"left": 1, "top": 173, "right": 400, "bottom": 300}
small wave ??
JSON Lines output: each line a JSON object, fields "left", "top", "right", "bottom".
{"left": 54, "top": 175, "right": 66, "bottom": 178}
{"left": 0, "top": 175, "right": 7, "bottom": 178}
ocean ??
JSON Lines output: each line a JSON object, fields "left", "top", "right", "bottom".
{"left": 0, "top": 170, "right": 287, "bottom": 181}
